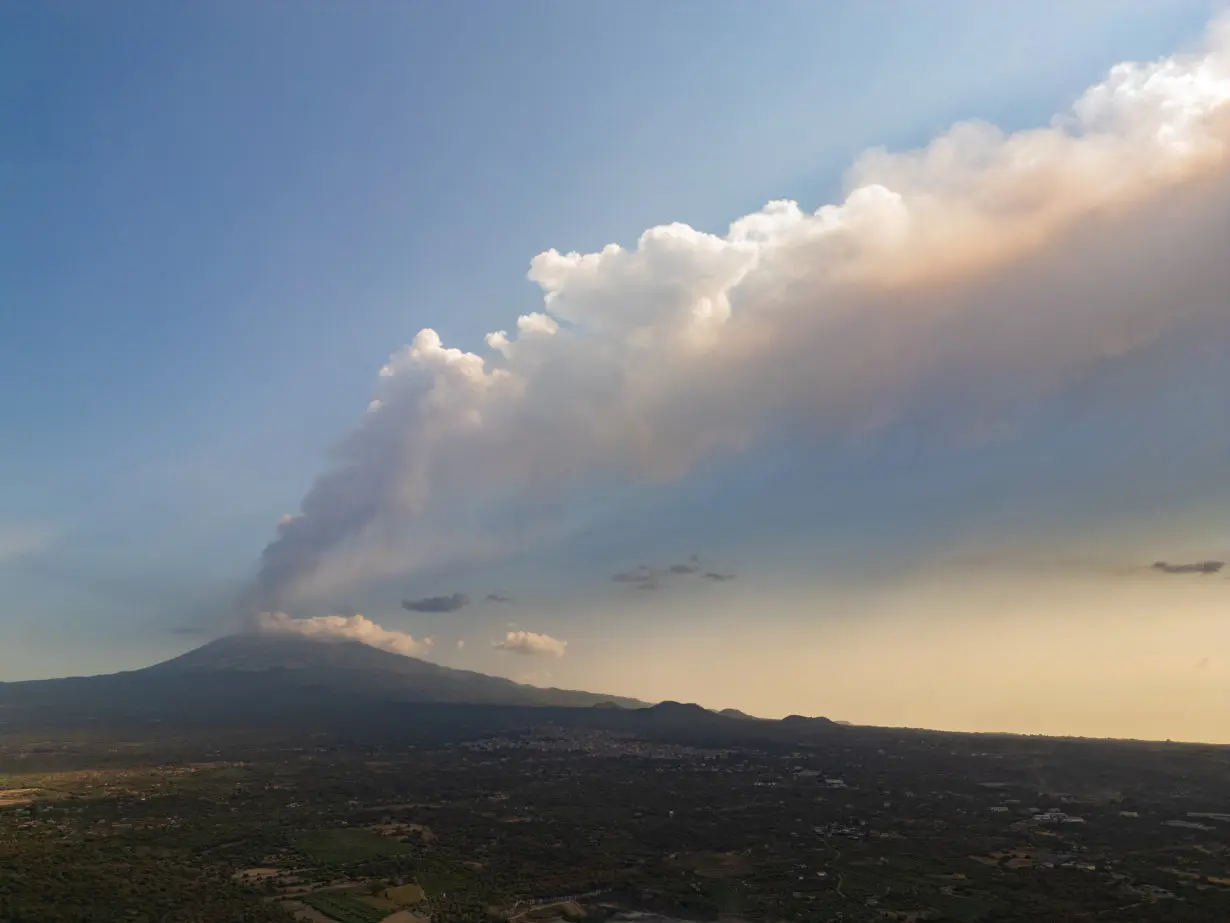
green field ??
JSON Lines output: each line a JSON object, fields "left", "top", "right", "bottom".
{"left": 302, "top": 890, "right": 389, "bottom": 923}
{"left": 413, "top": 860, "right": 474, "bottom": 897}
{"left": 293, "top": 828, "right": 413, "bottom": 863}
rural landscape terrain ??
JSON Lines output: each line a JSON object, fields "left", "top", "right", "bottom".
{"left": 2, "top": 635, "right": 1228, "bottom": 923}
{"left": 7, "top": 4, "right": 1230, "bottom": 922}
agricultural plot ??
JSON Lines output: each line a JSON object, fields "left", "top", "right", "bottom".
{"left": 413, "top": 861, "right": 474, "bottom": 897}
{"left": 382, "top": 883, "right": 427, "bottom": 905}
{"left": 294, "top": 828, "right": 413, "bottom": 863}
{"left": 302, "top": 890, "right": 389, "bottom": 923}
{"left": 354, "top": 894, "right": 400, "bottom": 913}
{"left": 670, "top": 850, "right": 753, "bottom": 879}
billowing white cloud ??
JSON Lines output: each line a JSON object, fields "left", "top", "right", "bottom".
{"left": 251, "top": 19, "right": 1230, "bottom": 608}
{"left": 256, "top": 611, "right": 433, "bottom": 657}
{"left": 493, "top": 630, "right": 568, "bottom": 657}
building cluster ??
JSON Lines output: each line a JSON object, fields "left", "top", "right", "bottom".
{"left": 460, "top": 730, "right": 733, "bottom": 761}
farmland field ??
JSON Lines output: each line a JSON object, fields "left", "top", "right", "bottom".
{"left": 302, "top": 890, "right": 388, "bottom": 923}
{"left": 412, "top": 860, "right": 473, "bottom": 897}
{"left": 382, "top": 883, "right": 426, "bottom": 905}
{"left": 294, "top": 828, "right": 413, "bottom": 863}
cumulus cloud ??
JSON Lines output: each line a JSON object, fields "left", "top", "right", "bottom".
{"left": 402, "top": 592, "right": 470, "bottom": 613}
{"left": 493, "top": 630, "right": 568, "bottom": 657}
{"left": 256, "top": 611, "right": 433, "bottom": 657}
{"left": 248, "top": 20, "right": 1230, "bottom": 608}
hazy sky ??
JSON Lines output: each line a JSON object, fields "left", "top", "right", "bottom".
{"left": 3, "top": 2, "right": 1229, "bottom": 742}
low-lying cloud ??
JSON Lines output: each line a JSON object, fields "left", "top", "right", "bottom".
{"left": 257, "top": 611, "right": 433, "bottom": 657}
{"left": 402, "top": 592, "right": 470, "bottom": 613}
{"left": 493, "top": 630, "right": 568, "bottom": 657}
{"left": 247, "top": 19, "right": 1230, "bottom": 608}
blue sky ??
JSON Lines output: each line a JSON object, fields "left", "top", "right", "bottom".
{"left": 3, "top": 2, "right": 1228, "bottom": 738}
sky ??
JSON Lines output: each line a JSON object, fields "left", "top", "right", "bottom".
{"left": 3, "top": 1, "right": 1229, "bottom": 742}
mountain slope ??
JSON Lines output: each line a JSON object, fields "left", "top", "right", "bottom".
{"left": 0, "top": 633, "right": 647, "bottom": 715}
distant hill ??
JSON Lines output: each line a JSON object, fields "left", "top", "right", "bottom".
{"left": 717, "top": 707, "right": 761, "bottom": 720}
{"left": 635, "top": 701, "right": 727, "bottom": 726}
{"left": 781, "top": 714, "right": 840, "bottom": 730}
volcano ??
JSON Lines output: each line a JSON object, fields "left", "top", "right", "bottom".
{"left": 0, "top": 632, "right": 646, "bottom": 726}
{"left": 0, "top": 635, "right": 848, "bottom": 746}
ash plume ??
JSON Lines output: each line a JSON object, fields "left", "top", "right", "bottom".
{"left": 248, "top": 20, "right": 1230, "bottom": 609}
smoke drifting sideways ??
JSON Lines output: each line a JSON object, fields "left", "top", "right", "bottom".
{"left": 247, "top": 19, "right": 1230, "bottom": 615}
{"left": 257, "top": 611, "right": 433, "bottom": 657}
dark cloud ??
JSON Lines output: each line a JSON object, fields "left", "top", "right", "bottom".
{"left": 611, "top": 563, "right": 665, "bottom": 591}
{"left": 612, "top": 555, "right": 733, "bottom": 590}
{"left": 485, "top": 593, "right": 514, "bottom": 603}
{"left": 943, "top": 554, "right": 1148, "bottom": 579}
{"left": 612, "top": 565, "right": 659, "bottom": 590}
{"left": 402, "top": 592, "right": 471, "bottom": 613}
{"left": 1152, "top": 561, "right": 1224, "bottom": 575}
